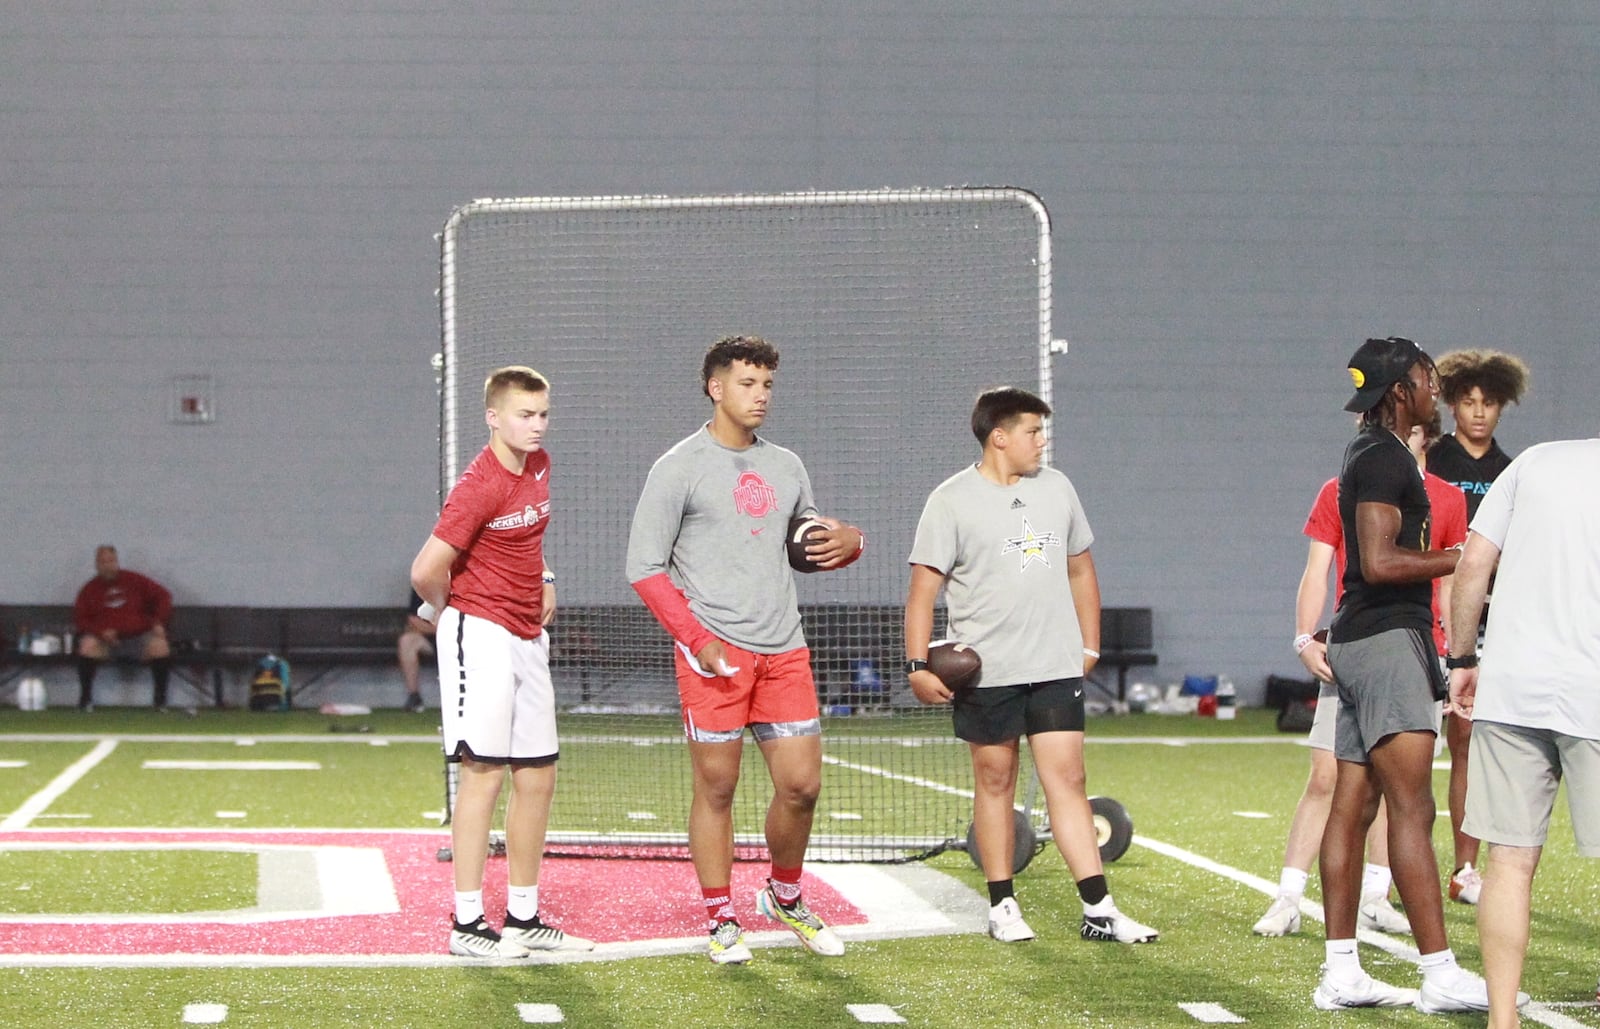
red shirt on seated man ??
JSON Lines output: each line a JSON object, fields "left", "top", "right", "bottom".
{"left": 72, "top": 545, "right": 173, "bottom": 710}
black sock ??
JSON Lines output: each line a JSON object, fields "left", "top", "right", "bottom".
{"left": 987, "top": 879, "right": 1015, "bottom": 907}
{"left": 77, "top": 658, "right": 100, "bottom": 706}
{"left": 1076, "top": 874, "right": 1108, "bottom": 907}
{"left": 151, "top": 658, "right": 171, "bottom": 706}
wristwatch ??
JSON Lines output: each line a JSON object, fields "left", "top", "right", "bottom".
{"left": 1445, "top": 654, "right": 1478, "bottom": 670}
{"left": 904, "top": 658, "right": 929, "bottom": 676}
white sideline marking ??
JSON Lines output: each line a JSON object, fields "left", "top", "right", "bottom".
{"left": 808, "top": 865, "right": 963, "bottom": 937}
{"left": 846, "top": 1004, "right": 906, "bottom": 1024}
{"left": 216, "top": 811, "right": 247, "bottom": 819}
{"left": 0, "top": 843, "right": 398, "bottom": 924}
{"left": 625, "top": 812, "right": 657, "bottom": 821}
{"left": 235, "top": 740, "right": 255, "bottom": 746}
{"left": 368, "top": 740, "right": 389, "bottom": 747}
{"left": 830, "top": 812, "right": 864, "bottom": 821}
{"left": 1, "top": 740, "right": 116, "bottom": 829}
{"left": 143, "top": 761, "right": 320, "bottom": 771}
{"left": 0, "top": 760, "right": 27, "bottom": 768}
{"left": 1232, "top": 811, "right": 1270, "bottom": 819}
{"left": 1519, "top": 1005, "right": 1593, "bottom": 1029}
{"left": 516, "top": 1003, "right": 564, "bottom": 1023}
{"left": 1179, "top": 1001, "right": 1245, "bottom": 1023}
{"left": 35, "top": 814, "right": 91, "bottom": 820}
{"left": 821, "top": 754, "right": 974, "bottom": 799}
{"left": 182, "top": 1003, "right": 228, "bottom": 1024}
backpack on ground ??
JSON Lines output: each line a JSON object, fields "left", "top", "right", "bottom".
{"left": 250, "top": 654, "right": 290, "bottom": 712}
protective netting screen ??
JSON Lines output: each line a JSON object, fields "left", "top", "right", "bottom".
{"left": 439, "top": 189, "right": 1053, "bottom": 861}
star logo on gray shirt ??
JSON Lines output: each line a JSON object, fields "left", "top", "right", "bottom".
{"left": 1001, "top": 518, "right": 1062, "bottom": 570}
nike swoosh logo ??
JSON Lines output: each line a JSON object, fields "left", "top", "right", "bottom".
{"left": 535, "top": 469, "right": 547, "bottom": 480}
{"left": 1073, "top": 689, "right": 1083, "bottom": 699}
{"left": 750, "top": 528, "right": 763, "bottom": 535}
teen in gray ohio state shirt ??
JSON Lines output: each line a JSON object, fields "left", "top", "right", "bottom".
{"left": 626, "top": 426, "right": 819, "bottom": 653}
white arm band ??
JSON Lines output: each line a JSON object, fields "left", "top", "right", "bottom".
{"left": 417, "top": 601, "right": 438, "bottom": 623}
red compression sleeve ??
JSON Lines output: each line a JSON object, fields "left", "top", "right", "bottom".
{"left": 631, "top": 573, "right": 717, "bottom": 655}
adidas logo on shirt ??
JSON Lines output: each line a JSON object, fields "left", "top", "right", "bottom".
{"left": 1010, "top": 498, "right": 1026, "bottom": 509}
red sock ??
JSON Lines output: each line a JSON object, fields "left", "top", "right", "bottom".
{"left": 703, "top": 885, "right": 735, "bottom": 928}
{"left": 769, "top": 864, "right": 803, "bottom": 906}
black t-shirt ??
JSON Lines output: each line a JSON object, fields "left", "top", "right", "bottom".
{"left": 1330, "top": 426, "right": 1434, "bottom": 642}
{"left": 1425, "top": 433, "right": 1512, "bottom": 521}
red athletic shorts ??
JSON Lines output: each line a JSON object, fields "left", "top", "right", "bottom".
{"left": 673, "top": 642, "right": 819, "bottom": 739}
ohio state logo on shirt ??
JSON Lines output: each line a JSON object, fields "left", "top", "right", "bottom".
{"left": 732, "top": 470, "right": 777, "bottom": 518}
{"left": 486, "top": 502, "right": 547, "bottom": 531}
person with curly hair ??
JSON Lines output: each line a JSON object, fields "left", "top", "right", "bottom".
{"left": 1426, "top": 348, "right": 1532, "bottom": 910}
{"left": 1427, "top": 349, "right": 1531, "bottom": 520}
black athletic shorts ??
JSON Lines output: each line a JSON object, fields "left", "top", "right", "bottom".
{"left": 952, "top": 678, "right": 1085, "bottom": 744}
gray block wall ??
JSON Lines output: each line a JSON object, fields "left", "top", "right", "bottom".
{"left": 3, "top": 4, "right": 1595, "bottom": 705}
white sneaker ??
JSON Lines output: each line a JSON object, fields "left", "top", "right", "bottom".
{"left": 754, "top": 884, "right": 845, "bottom": 956}
{"left": 1252, "top": 894, "right": 1301, "bottom": 936}
{"left": 1313, "top": 967, "right": 1418, "bottom": 1009}
{"left": 1358, "top": 893, "right": 1412, "bottom": 935}
{"left": 1449, "top": 863, "right": 1483, "bottom": 905}
{"left": 988, "top": 897, "right": 1036, "bottom": 942}
{"left": 1414, "top": 964, "right": 1530, "bottom": 1013}
{"left": 1080, "top": 904, "right": 1158, "bottom": 944}
{"left": 448, "top": 916, "right": 529, "bottom": 959}
{"left": 501, "top": 912, "right": 595, "bottom": 952}
{"left": 707, "top": 918, "right": 753, "bottom": 965}
{"left": 1416, "top": 964, "right": 1490, "bottom": 1013}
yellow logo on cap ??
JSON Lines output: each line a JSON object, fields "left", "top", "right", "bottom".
{"left": 1349, "top": 368, "right": 1366, "bottom": 388}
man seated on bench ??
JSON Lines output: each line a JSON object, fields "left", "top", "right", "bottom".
{"left": 398, "top": 589, "right": 435, "bottom": 712}
{"left": 73, "top": 544, "right": 173, "bottom": 711}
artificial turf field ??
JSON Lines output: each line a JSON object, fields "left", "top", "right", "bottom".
{"left": 1, "top": 706, "right": 1596, "bottom": 1028}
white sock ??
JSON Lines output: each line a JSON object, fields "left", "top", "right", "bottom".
{"left": 1083, "top": 895, "right": 1116, "bottom": 918}
{"left": 454, "top": 889, "right": 484, "bottom": 925}
{"left": 507, "top": 884, "right": 539, "bottom": 921}
{"left": 1361, "top": 863, "right": 1392, "bottom": 898}
{"left": 1278, "top": 867, "right": 1309, "bottom": 898}
{"left": 1324, "top": 939, "right": 1361, "bottom": 977}
{"left": 1418, "top": 949, "right": 1457, "bottom": 979}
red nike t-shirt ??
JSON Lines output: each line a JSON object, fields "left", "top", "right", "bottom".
{"left": 1304, "top": 472, "right": 1467, "bottom": 654}
{"left": 432, "top": 446, "right": 551, "bottom": 640}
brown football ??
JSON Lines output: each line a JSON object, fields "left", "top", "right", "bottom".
{"left": 786, "top": 516, "right": 828, "bottom": 573}
{"left": 928, "top": 639, "right": 981, "bottom": 691}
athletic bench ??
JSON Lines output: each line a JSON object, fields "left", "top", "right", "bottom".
{"left": 0, "top": 603, "right": 263, "bottom": 706}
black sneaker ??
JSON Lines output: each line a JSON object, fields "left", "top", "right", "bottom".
{"left": 404, "top": 693, "right": 425, "bottom": 713}
{"left": 502, "top": 912, "right": 594, "bottom": 952}
{"left": 448, "top": 916, "right": 525, "bottom": 959}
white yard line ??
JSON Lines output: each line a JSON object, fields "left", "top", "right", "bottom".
{"left": 0, "top": 740, "right": 117, "bottom": 830}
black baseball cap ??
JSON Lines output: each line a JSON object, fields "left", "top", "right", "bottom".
{"left": 1344, "top": 336, "right": 1424, "bottom": 413}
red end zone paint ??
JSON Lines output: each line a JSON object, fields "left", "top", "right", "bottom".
{"left": 0, "top": 830, "right": 866, "bottom": 957}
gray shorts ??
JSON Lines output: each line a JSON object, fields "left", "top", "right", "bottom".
{"left": 1326, "top": 626, "right": 1441, "bottom": 764}
{"left": 1464, "top": 721, "right": 1600, "bottom": 857}
{"left": 1308, "top": 681, "right": 1339, "bottom": 751}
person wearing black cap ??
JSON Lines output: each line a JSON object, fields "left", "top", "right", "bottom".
{"left": 1313, "top": 337, "right": 1516, "bottom": 1014}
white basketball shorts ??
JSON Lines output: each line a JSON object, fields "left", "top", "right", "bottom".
{"left": 437, "top": 607, "right": 558, "bottom": 765}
